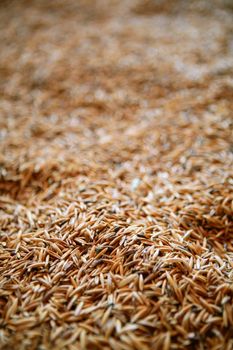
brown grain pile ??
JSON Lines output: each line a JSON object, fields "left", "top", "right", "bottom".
{"left": 0, "top": 1, "right": 233, "bottom": 349}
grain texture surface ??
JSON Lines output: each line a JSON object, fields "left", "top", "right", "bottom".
{"left": 0, "top": 1, "right": 233, "bottom": 349}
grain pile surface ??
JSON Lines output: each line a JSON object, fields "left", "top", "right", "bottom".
{"left": 0, "top": 0, "right": 233, "bottom": 349}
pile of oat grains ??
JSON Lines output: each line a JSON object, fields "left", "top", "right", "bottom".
{"left": 0, "top": 0, "right": 233, "bottom": 349}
